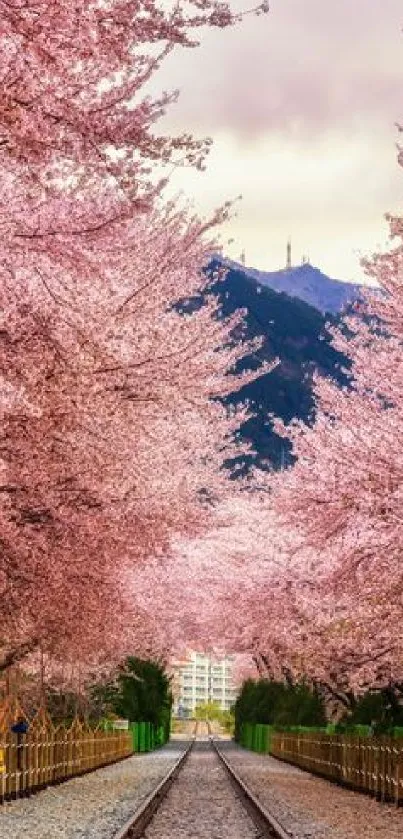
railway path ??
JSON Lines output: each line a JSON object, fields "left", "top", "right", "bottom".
{"left": 140, "top": 741, "right": 259, "bottom": 839}
{"left": 114, "top": 726, "right": 289, "bottom": 839}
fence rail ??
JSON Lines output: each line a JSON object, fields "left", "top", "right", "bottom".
{"left": 239, "top": 724, "right": 403, "bottom": 805}
{"left": 271, "top": 731, "right": 403, "bottom": 805}
{"left": 0, "top": 700, "right": 132, "bottom": 801}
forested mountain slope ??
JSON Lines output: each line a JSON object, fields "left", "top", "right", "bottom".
{"left": 207, "top": 260, "right": 349, "bottom": 471}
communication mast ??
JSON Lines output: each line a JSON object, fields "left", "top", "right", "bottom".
{"left": 286, "top": 238, "right": 292, "bottom": 269}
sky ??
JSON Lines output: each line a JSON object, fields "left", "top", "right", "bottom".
{"left": 145, "top": 0, "right": 403, "bottom": 284}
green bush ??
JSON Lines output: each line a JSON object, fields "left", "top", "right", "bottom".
{"left": 91, "top": 656, "right": 172, "bottom": 735}
{"left": 234, "top": 678, "right": 326, "bottom": 738}
{"left": 337, "top": 689, "right": 403, "bottom": 734}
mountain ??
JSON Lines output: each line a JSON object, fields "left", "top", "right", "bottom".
{"left": 222, "top": 257, "right": 363, "bottom": 315}
{"left": 206, "top": 259, "right": 350, "bottom": 472}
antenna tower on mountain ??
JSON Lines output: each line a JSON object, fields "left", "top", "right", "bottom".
{"left": 286, "top": 238, "right": 292, "bottom": 270}
{"left": 240, "top": 249, "right": 245, "bottom": 266}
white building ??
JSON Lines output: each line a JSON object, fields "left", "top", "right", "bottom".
{"left": 172, "top": 651, "right": 238, "bottom": 717}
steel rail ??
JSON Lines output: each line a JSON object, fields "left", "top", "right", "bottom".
{"left": 211, "top": 738, "right": 291, "bottom": 839}
{"left": 112, "top": 737, "right": 194, "bottom": 839}
{"left": 113, "top": 730, "right": 290, "bottom": 839}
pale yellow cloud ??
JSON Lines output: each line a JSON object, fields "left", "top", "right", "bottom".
{"left": 146, "top": 0, "right": 403, "bottom": 283}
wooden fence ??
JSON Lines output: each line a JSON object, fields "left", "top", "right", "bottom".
{"left": 271, "top": 731, "right": 403, "bottom": 805}
{"left": 0, "top": 699, "right": 132, "bottom": 801}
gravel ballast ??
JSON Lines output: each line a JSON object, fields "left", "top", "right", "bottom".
{"left": 0, "top": 742, "right": 185, "bottom": 839}
{"left": 219, "top": 741, "right": 403, "bottom": 839}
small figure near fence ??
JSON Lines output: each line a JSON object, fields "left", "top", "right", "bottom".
{"left": 10, "top": 718, "right": 28, "bottom": 772}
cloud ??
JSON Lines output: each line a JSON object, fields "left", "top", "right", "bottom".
{"left": 149, "top": 0, "right": 403, "bottom": 141}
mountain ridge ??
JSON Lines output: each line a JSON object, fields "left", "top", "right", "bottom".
{"left": 220, "top": 256, "right": 364, "bottom": 315}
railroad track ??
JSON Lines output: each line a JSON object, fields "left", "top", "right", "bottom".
{"left": 212, "top": 738, "right": 290, "bottom": 839}
{"left": 113, "top": 732, "right": 290, "bottom": 839}
{"left": 113, "top": 738, "right": 194, "bottom": 839}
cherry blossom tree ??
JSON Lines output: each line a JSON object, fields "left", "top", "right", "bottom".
{"left": 0, "top": 0, "right": 272, "bottom": 692}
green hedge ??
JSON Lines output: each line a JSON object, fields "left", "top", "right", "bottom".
{"left": 130, "top": 720, "right": 170, "bottom": 752}
{"left": 237, "top": 722, "right": 384, "bottom": 752}
{"left": 238, "top": 722, "right": 273, "bottom": 752}
{"left": 101, "top": 719, "right": 170, "bottom": 752}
